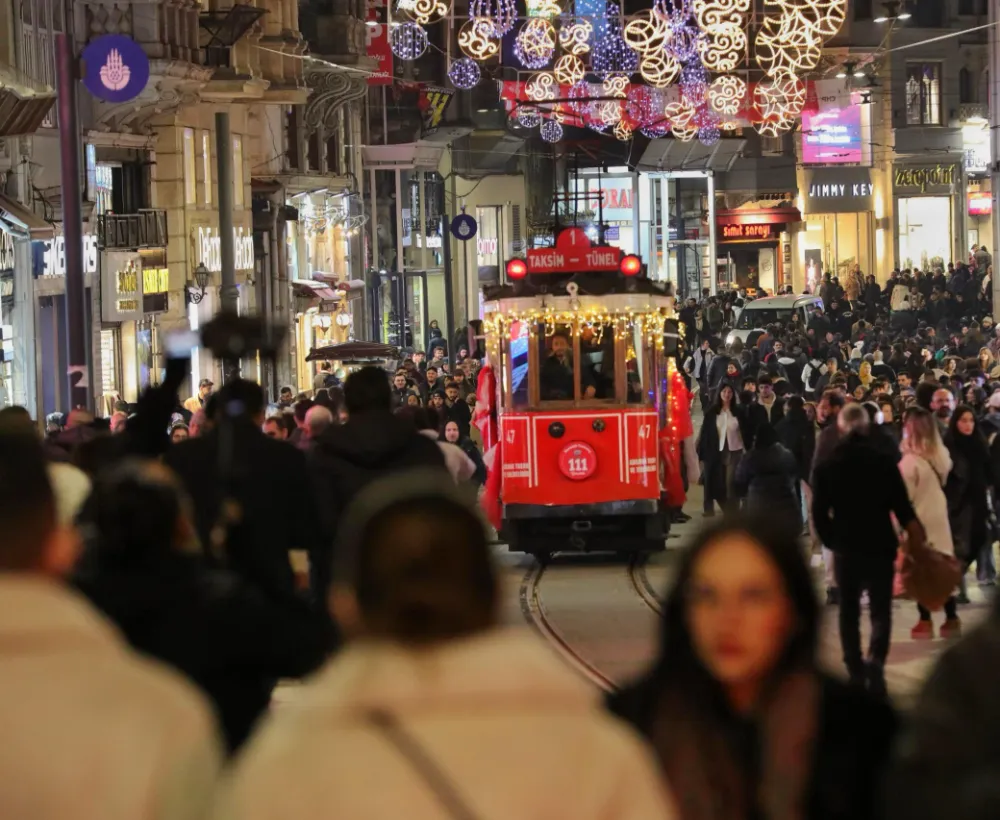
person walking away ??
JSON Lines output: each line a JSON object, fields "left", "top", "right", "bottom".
{"left": 609, "top": 513, "right": 897, "bottom": 820}
{"left": 74, "top": 460, "right": 331, "bottom": 752}
{"left": 777, "top": 395, "right": 817, "bottom": 527}
{"left": 307, "top": 366, "right": 446, "bottom": 598}
{"left": 812, "top": 403, "right": 927, "bottom": 696}
{"left": 898, "top": 408, "right": 961, "bottom": 640}
{"left": 213, "top": 474, "right": 674, "bottom": 820}
{"left": 697, "top": 384, "right": 746, "bottom": 517}
{"left": 684, "top": 339, "right": 714, "bottom": 411}
{"left": 0, "top": 431, "right": 223, "bottom": 819}
{"left": 811, "top": 389, "right": 846, "bottom": 604}
{"left": 734, "top": 423, "right": 801, "bottom": 533}
{"left": 943, "top": 405, "right": 992, "bottom": 604}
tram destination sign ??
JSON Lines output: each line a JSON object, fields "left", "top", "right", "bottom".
{"left": 526, "top": 228, "right": 623, "bottom": 274}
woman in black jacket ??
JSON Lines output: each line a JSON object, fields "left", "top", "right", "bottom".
{"left": 734, "top": 423, "right": 801, "bottom": 532}
{"left": 697, "top": 384, "right": 748, "bottom": 517}
{"left": 74, "top": 460, "right": 332, "bottom": 753}
{"left": 608, "top": 514, "right": 897, "bottom": 820}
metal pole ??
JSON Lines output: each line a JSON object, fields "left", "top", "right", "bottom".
{"left": 55, "top": 0, "right": 89, "bottom": 411}
{"left": 991, "top": 0, "right": 1000, "bottom": 321}
{"left": 708, "top": 172, "right": 718, "bottom": 297}
{"left": 441, "top": 214, "right": 455, "bottom": 353}
{"left": 216, "top": 112, "right": 238, "bottom": 316}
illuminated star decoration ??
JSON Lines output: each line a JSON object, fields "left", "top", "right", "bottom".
{"left": 540, "top": 119, "right": 564, "bottom": 142}
{"left": 514, "top": 18, "right": 557, "bottom": 69}
{"left": 389, "top": 22, "right": 429, "bottom": 60}
{"left": 447, "top": 57, "right": 482, "bottom": 90}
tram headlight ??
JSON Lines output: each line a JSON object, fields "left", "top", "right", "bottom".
{"left": 506, "top": 258, "right": 528, "bottom": 280}
{"left": 620, "top": 254, "right": 642, "bottom": 277}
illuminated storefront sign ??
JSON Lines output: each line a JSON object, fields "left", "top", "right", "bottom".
{"left": 721, "top": 223, "right": 775, "bottom": 241}
{"left": 801, "top": 106, "right": 863, "bottom": 165}
{"left": 968, "top": 192, "right": 992, "bottom": 215}
{"left": 197, "top": 226, "right": 254, "bottom": 273}
{"left": 893, "top": 164, "right": 959, "bottom": 195}
{"left": 35, "top": 234, "right": 99, "bottom": 277}
{"left": 101, "top": 252, "right": 143, "bottom": 322}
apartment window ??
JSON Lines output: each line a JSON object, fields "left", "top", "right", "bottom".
{"left": 905, "top": 63, "right": 942, "bottom": 126}
{"left": 202, "top": 131, "right": 212, "bottom": 206}
{"left": 183, "top": 128, "right": 197, "bottom": 205}
{"left": 232, "top": 136, "right": 244, "bottom": 208}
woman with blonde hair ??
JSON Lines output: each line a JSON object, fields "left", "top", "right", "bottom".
{"left": 978, "top": 346, "right": 995, "bottom": 375}
{"left": 898, "top": 407, "right": 960, "bottom": 640}
{"left": 858, "top": 360, "right": 874, "bottom": 391}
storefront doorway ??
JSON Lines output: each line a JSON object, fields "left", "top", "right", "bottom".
{"left": 897, "top": 196, "right": 952, "bottom": 271}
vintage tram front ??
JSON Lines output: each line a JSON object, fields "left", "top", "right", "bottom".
{"left": 479, "top": 229, "right": 677, "bottom": 559}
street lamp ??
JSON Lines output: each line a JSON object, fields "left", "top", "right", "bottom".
{"left": 874, "top": 1, "right": 911, "bottom": 23}
{"left": 189, "top": 262, "right": 210, "bottom": 304}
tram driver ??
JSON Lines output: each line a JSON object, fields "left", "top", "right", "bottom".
{"left": 540, "top": 331, "right": 596, "bottom": 401}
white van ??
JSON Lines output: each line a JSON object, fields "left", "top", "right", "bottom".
{"left": 725, "top": 294, "right": 824, "bottom": 346}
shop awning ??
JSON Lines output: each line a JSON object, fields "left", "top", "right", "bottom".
{"left": 292, "top": 280, "right": 340, "bottom": 304}
{"left": 636, "top": 137, "right": 746, "bottom": 172}
{"left": 717, "top": 207, "right": 802, "bottom": 226}
{"left": 0, "top": 192, "right": 53, "bottom": 240}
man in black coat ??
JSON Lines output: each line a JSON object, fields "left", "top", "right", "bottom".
{"left": 164, "top": 379, "right": 325, "bottom": 599}
{"left": 308, "top": 366, "right": 446, "bottom": 596}
{"left": 812, "top": 404, "right": 926, "bottom": 696}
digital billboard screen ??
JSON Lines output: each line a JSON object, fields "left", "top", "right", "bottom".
{"left": 802, "top": 106, "right": 863, "bottom": 165}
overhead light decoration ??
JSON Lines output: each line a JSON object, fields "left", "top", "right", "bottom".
{"left": 754, "top": 16, "right": 821, "bottom": 76}
{"left": 774, "top": 0, "right": 847, "bottom": 39}
{"left": 680, "top": 60, "right": 709, "bottom": 105}
{"left": 614, "top": 120, "right": 633, "bottom": 141}
{"left": 566, "top": 80, "right": 593, "bottom": 114}
{"left": 592, "top": 3, "right": 639, "bottom": 74}
{"left": 592, "top": 98, "right": 624, "bottom": 126}
{"left": 526, "top": 0, "right": 562, "bottom": 17}
{"left": 640, "top": 53, "right": 682, "bottom": 88}
{"left": 553, "top": 54, "right": 585, "bottom": 85}
{"left": 458, "top": 17, "right": 500, "bottom": 60}
{"left": 602, "top": 73, "right": 630, "bottom": 99}
{"left": 666, "top": 24, "right": 703, "bottom": 63}
{"left": 756, "top": 115, "right": 795, "bottom": 136}
{"left": 401, "top": 0, "right": 449, "bottom": 25}
{"left": 697, "top": 24, "right": 745, "bottom": 72}
{"left": 515, "top": 18, "right": 557, "bottom": 68}
{"left": 525, "top": 71, "right": 557, "bottom": 101}
{"left": 558, "top": 19, "right": 593, "bottom": 55}
{"left": 540, "top": 119, "right": 564, "bottom": 142}
{"left": 516, "top": 108, "right": 542, "bottom": 128}
{"left": 389, "top": 22, "right": 429, "bottom": 60}
{"left": 698, "top": 123, "right": 721, "bottom": 145}
{"left": 754, "top": 69, "right": 806, "bottom": 120}
{"left": 623, "top": 9, "right": 671, "bottom": 55}
{"left": 447, "top": 57, "right": 482, "bottom": 89}
{"left": 469, "top": 0, "right": 517, "bottom": 35}
{"left": 708, "top": 74, "right": 745, "bottom": 115}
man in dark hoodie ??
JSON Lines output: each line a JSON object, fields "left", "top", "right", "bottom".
{"left": 307, "top": 366, "right": 446, "bottom": 596}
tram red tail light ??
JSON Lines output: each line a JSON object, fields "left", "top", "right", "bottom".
{"left": 506, "top": 258, "right": 528, "bottom": 280}
{"left": 620, "top": 254, "right": 642, "bottom": 277}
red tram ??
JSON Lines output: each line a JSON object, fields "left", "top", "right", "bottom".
{"left": 476, "top": 228, "right": 682, "bottom": 559}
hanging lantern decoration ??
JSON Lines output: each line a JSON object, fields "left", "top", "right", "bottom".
{"left": 601, "top": 72, "right": 630, "bottom": 99}
{"left": 754, "top": 15, "right": 821, "bottom": 76}
{"left": 591, "top": 98, "right": 623, "bottom": 127}
{"left": 698, "top": 123, "right": 721, "bottom": 145}
{"left": 458, "top": 17, "right": 500, "bottom": 60}
{"left": 526, "top": 0, "right": 562, "bottom": 17}
{"left": 655, "top": 0, "right": 694, "bottom": 26}
{"left": 707, "top": 74, "right": 745, "bottom": 116}
{"left": 540, "top": 119, "right": 564, "bottom": 142}
{"left": 614, "top": 120, "right": 633, "bottom": 141}
{"left": 389, "top": 22, "right": 429, "bottom": 60}
{"left": 567, "top": 80, "right": 593, "bottom": 115}
{"left": 697, "top": 23, "right": 745, "bottom": 72}
{"left": 525, "top": 71, "right": 557, "bottom": 101}
{"left": 515, "top": 108, "right": 542, "bottom": 128}
{"left": 469, "top": 0, "right": 518, "bottom": 36}
{"left": 692, "top": 0, "right": 750, "bottom": 28}
{"left": 665, "top": 23, "right": 703, "bottom": 63}
{"left": 640, "top": 122, "right": 671, "bottom": 138}
{"left": 553, "top": 54, "right": 585, "bottom": 85}
{"left": 515, "top": 18, "right": 557, "bottom": 69}
{"left": 772, "top": 0, "right": 847, "bottom": 39}
{"left": 755, "top": 115, "right": 795, "bottom": 137}
{"left": 448, "top": 57, "right": 482, "bottom": 90}
{"left": 558, "top": 19, "right": 593, "bottom": 55}
{"left": 400, "top": 0, "right": 450, "bottom": 25}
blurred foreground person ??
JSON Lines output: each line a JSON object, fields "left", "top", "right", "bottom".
{"left": 887, "top": 597, "right": 1000, "bottom": 820}
{"left": 214, "top": 474, "right": 673, "bottom": 820}
{"left": 0, "top": 432, "right": 222, "bottom": 819}
{"left": 74, "top": 460, "right": 331, "bottom": 752}
{"left": 812, "top": 403, "right": 925, "bottom": 695}
{"left": 609, "top": 514, "right": 897, "bottom": 820}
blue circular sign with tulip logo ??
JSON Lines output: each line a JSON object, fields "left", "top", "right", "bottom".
{"left": 81, "top": 35, "right": 151, "bottom": 104}
{"left": 450, "top": 213, "right": 477, "bottom": 241}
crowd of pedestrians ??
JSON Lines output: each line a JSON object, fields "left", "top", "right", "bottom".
{"left": 5, "top": 262, "right": 1000, "bottom": 819}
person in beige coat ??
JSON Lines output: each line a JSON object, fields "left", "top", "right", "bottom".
{"left": 0, "top": 431, "right": 223, "bottom": 820}
{"left": 213, "top": 473, "right": 675, "bottom": 820}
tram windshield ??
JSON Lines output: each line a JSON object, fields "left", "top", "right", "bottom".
{"left": 537, "top": 322, "right": 616, "bottom": 402}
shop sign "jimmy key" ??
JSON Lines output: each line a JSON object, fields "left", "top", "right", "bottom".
{"left": 808, "top": 182, "right": 874, "bottom": 198}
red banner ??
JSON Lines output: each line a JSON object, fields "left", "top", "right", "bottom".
{"left": 365, "top": 0, "right": 392, "bottom": 86}
{"left": 526, "top": 227, "right": 622, "bottom": 273}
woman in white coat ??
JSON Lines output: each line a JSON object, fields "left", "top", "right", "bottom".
{"left": 213, "top": 472, "right": 674, "bottom": 820}
{"left": 898, "top": 407, "right": 961, "bottom": 640}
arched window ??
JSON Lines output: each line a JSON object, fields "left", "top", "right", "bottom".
{"left": 959, "top": 67, "right": 973, "bottom": 104}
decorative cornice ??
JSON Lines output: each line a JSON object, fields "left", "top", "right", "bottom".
{"left": 304, "top": 69, "right": 368, "bottom": 130}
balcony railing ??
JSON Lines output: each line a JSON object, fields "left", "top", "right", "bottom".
{"left": 97, "top": 210, "right": 168, "bottom": 251}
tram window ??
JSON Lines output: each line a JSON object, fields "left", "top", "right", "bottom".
{"left": 538, "top": 323, "right": 580, "bottom": 401}
{"left": 579, "top": 323, "right": 615, "bottom": 401}
{"left": 627, "top": 324, "right": 651, "bottom": 404}
{"left": 509, "top": 320, "right": 530, "bottom": 407}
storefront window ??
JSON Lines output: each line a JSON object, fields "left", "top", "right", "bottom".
{"left": 202, "top": 131, "right": 212, "bottom": 205}
{"left": 898, "top": 197, "right": 952, "bottom": 270}
{"left": 232, "top": 137, "right": 245, "bottom": 208}
{"left": 183, "top": 129, "right": 197, "bottom": 205}
{"left": 628, "top": 324, "right": 650, "bottom": 404}
{"left": 803, "top": 213, "right": 873, "bottom": 281}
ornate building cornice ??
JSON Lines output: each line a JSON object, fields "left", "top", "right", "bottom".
{"left": 304, "top": 68, "right": 368, "bottom": 130}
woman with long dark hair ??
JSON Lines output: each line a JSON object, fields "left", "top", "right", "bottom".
{"left": 696, "top": 383, "right": 746, "bottom": 517}
{"left": 609, "top": 514, "right": 897, "bottom": 820}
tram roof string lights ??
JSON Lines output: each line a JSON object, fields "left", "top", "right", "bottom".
{"left": 483, "top": 306, "right": 674, "bottom": 347}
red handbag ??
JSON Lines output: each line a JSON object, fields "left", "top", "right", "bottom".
{"left": 895, "top": 543, "right": 963, "bottom": 612}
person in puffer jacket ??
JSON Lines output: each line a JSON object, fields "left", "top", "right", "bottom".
{"left": 734, "top": 422, "right": 801, "bottom": 533}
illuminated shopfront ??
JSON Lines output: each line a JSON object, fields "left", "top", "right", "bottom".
{"left": 893, "top": 163, "right": 960, "bottom": 271}
{"left": 716, "top": 206, "right": 799, "bottom": 292}
{"left": 801, "top": 167, "right": 875, "bottom": 290}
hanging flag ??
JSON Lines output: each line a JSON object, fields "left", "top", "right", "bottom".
{"left": 419, "top": 87, "right": 454, "bottom": 132}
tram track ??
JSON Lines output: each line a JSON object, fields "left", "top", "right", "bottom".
{"left": 518, "top": 561, "right": 617, "bottom": 692}
{"left": 627, "top": 554, "right": 665, "bottom": 618}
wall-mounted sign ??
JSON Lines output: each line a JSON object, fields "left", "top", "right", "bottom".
{"left": 450, "top": 213, "right": 477, "bottom": 241}
{"left": 803, "top": 168, "right": 874, "bottom": 214}
{"left": 102, "top": 252, "right": 143, "bottom": 322}
{"left": 81, "top": 35, "right": 151, "bottom": 104}
{"left": 365, "top": 0, "right": 392, "bottom": 85}
{"left": 526, "top": 228, "right": 623, "bottom": 274}
{"left": 0, "top": 230, "right": 14, "bottom": 272}
{"left": 34, "top": 234, "right": 99, "bottom": 277}
{"left": 721, "top": 224, "right": 776, "bottom": 241}
{"left": 893, "top": 164, "right": 959, "bottom": 195}
{"left": 197, "top": 226, "right": 254, "bottom": 273}
{"left": 968, "top": 192, "right": 992, "bottom": 216}
{"left": 419, "top": 87, "right": 454, "bottom": 133}
{"left": 142, "top": 267, "right": 169, "bottom": 294}
{"left": 802, "top": 106, "right": 864, "bottom": 165}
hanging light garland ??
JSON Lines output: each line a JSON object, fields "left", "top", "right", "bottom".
{"left": 680, "top": 60, "right": 709, "bottom": 105}
{"left": 623, "top": 9, "right": 671, "bottom": 56}
{"left": 698, "top": 123, "right": 721, "bottom": 145}
{"left": 601, "top": 73, "right": 630, "bottom": 99}
{"left": 515, "top": 18, "right": 557, "bottom": 69}
{"left": 639, "top": 53, "right": 682, "bottom": 88}
{"left": 697, "top": 23, "right": 745, "bottom": 72}
{"left": 592, "top": 3, "right": 639, "bottom": 75}
{"left": 613, "top": 120, "right": 633, "bottom": 141}
{"left": 567, "top": 80, "right": 593, "bottom": 115}
{"left": 389, "top": 22, "right": 429, "bottom": 60}
{"left": 754, "top": 69, "right": 806, "bottom": 120}
{"left": 458, "top": 17, "right": 500, "bottom": 60}
{"left": 515, "top": 108, "right": 542, "bottom": 128}
{"left": 484, "top": 307, "right": 673, "bottom": 346}
{"left": 527, "top": 0, "right": 562, "bottom": 18}
{"left": 447, "top": 57, "right": 481, "bottom": 90}
{"left": 540, "top": 119, "right": 564, "bottom": 142}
